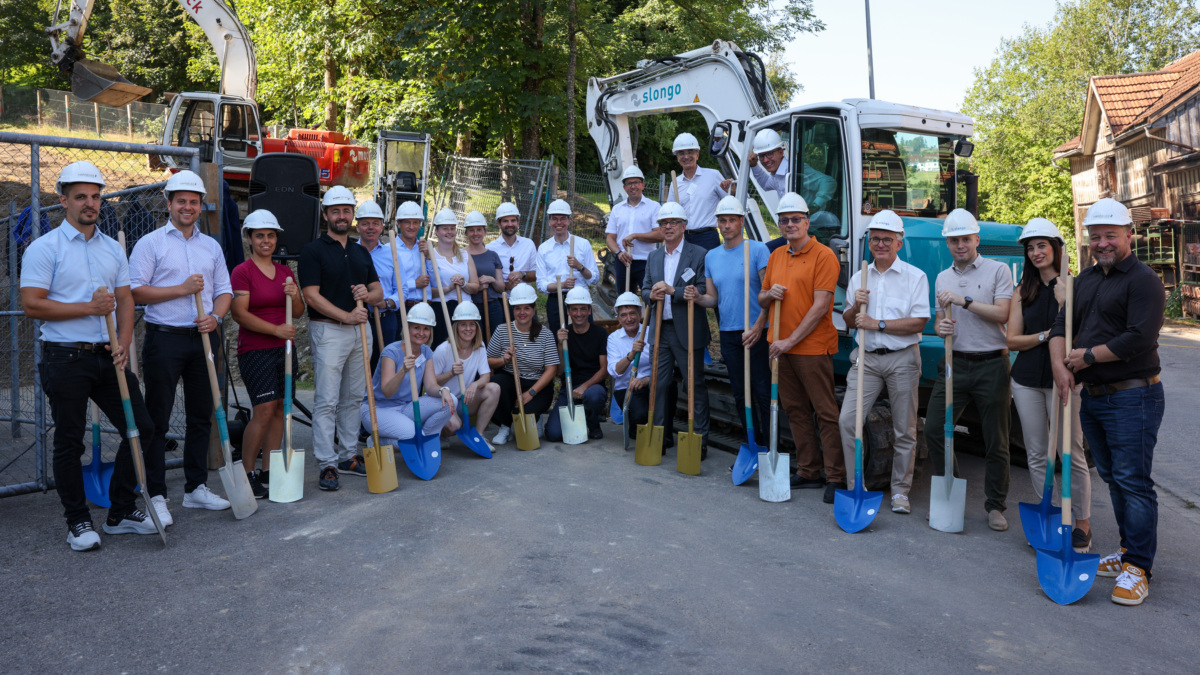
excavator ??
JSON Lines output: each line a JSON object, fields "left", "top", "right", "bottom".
{"left": 45, "top": 0, "right": 370, "bottom": 187}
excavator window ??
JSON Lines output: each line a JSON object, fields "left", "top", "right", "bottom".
{"left": 174, "top": 99, "right": 215, "bottom": 163}
{"left": 219, "top": 103, "right": 249, "bottom": 152}
{"left": 860, "top": 129, "right": 955, "bottom": 217}
{"left": 790, "top": 116, "right": 847, "bottom": 246}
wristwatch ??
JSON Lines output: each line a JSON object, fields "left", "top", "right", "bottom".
{"left": 1083, "top": 348, "right": 1095, "bottom": 366}
{"left": 877, "top": 320, "right": 887, "bottom": 332}
{"left": 528, "top": 387, "right": 537, "bottom": 397}
{"left": 1038, "top": 331, "right": 1046, "bottom": 343}
{"left": 963, "top": 296, "right": 974, "bottom": 310}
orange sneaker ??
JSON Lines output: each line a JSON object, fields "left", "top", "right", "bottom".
{"left": 1111, "top": 563, "right": 1149, "bottom": 606}
{"left": 1097, "top": 548, "right": 1125, "bottom": 578}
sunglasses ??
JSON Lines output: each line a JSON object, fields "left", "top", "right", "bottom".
{"left": 779, "top": 215, "right": 808, "bottom": 225}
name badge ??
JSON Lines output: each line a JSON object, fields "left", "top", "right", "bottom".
{"left": 681, "top": 268, "right": 695, "bottom": 283}
{"left": 414, "top": 355, "right": 427, "bottom": 369}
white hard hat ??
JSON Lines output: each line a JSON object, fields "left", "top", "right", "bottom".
{"left": 355, "top": 200, "right": 384, "bottom": 220}
{"left": 452, "top": 302, "right": 481, "bottom": 321}
{"left": 621, "top": 165, "right": 645, "bottom": 182}
{"left": 464, "top": 210, "right": 487, "bottom": 228}
{"left": 714, "top": 195, "right": 745, "bottom": 217}
{"left": 242, "top": 209, "right": 283, "bottom": 233}
{"left": 321, "top": 185, "right": 356, "bottom": 208}
{"left": 433, "top": 208, "right": 459, "bottom": 227}
{"left": 496, "top": 202, "right": 520, "bottom": 219}
{"left": 547, "top": 199, "right": 572, "bottom": 217}
{"left": 775, "top": 192, "right": 809, "bottom": 215}
{"left": 163, "top": 169, "right": 207, "bottom": 198}
{"left": 941, "top": 208, "right": 980, "bottom": 237}
{"left": 407, "top": 302, "right": 437, "bottom": 327}
{"left": 395, "top": 201, "right": 424, "bottom": 221}
{"left": 615, "top": 292, "right": 642, "bottom": 309}
{"left": 508, "top": 283, "right": 538, "bottom": 306}
{"left": 1082, "top": 198, "right": 1132, "bottom": 227}
{"left": 656, "top": 201, "right": 688, "bottom": 223}
{"left": 1019, "top": 217, "right": 1064, "bottom": 242}
{"left": 565, "top": 286, "right": 593, "bottom": 306}
{"left": 56, "top": 160, "right": 106, "bottom": 195}
{"left": 753, "top": 129, "right": 785, "bottom": 154}
{"left": 868, "top": 209, "right": 904, "bottom": 234}
{"left": 672, "top": 132, "right": 701, "bottom": 153}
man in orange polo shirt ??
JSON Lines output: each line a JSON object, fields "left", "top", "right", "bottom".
{"left": 759, "top": 192, "right": 845, "bottom": 504}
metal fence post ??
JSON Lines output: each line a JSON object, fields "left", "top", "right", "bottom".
{"left": 7, "top": 201, "right": 20, "bottom": 439}
{"left": 36, "top": 89, "right": 43, "bottom": 128}
{"left": 127, "top": 104, "right": 134, "bottom": 140}
{"left": 94, "top": 102, "right": 102, "bottom": 137}
{"left": 64, "top": 98, "right": 70, "bottom": 132}
{"left": 29, "top": 143, "right": 48, "bottom": 491}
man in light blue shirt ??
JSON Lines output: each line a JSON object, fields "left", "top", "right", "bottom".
{"left": 355, "top": 201, "right": 400, "bottom": 371}
{"left": 21, "top": 160, "right": 159, "bottom": 550}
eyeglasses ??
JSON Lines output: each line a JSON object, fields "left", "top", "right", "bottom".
{"left": 779, "top": 216, "right": 808, "bottom": 225}
{"left": 869, "top": 237, "right": 896, "bottom": 246}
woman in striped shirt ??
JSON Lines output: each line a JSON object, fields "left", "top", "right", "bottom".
{"left": 487, "top": 283, "right": 560, "bottom": 445}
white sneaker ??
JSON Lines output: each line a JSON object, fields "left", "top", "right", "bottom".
{"left": 67, "top": 522, "right": 101, "bottom": 551}
{"left": 891, "top": 494, "right": 911, "bottom": 514}
{"left": 492, "top": 425, "right": 512, "bottom": 445}
{"left": 182, "top": 484, "right": 231, "bottom": 511}
{"left": 150, "top": 495, "right": 173, "bottom": 527}
{"left": 103, "top": 509, "right": 158, "bottom": 535}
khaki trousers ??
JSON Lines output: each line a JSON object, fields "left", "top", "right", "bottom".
{"left": 839, "top": 345, "right": 921, "bottom": 496}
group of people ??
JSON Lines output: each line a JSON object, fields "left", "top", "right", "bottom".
{"left": 23, "top": 130, "right": 1166, "bottom": 608}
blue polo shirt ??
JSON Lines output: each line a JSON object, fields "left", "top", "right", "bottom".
{"left": 359, "top": 238, "right": 400, "bottom": 308}
{"left": 704, "top": 239, "right": 770, "bottom": 331}
{"left": 20, "top": 222, "right": 130, "bottom": 343}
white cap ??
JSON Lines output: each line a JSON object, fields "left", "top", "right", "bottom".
{"left": 452, "top": 302, "right": 481, "bottom": 321}
{"left": 1019, "top": 217, "right": 1063, "bottom": 242}
{"left": 775, "top": 192, "right": 809, "bottom": 215}
{"left": 615, "top": 292, "right": 642, "bottom": 309}
{"left": 355, "top": 200, "right": 384, "bottom": 220}
{"left": 565, "top": 286, "right": 593, "bottom": 306}
{"left": 163, "top": 170, "right": 207, "bottom": 198}
{"left": 242, "top": 209, "right": 283, "bottom": 233}
{"left": 714, "top": 195, "right": 745, "bottom": 217}
{"left": 672, "top": 132, "right": 701, "bottom": 153}
{"left": 321, "top": 185, "right": 356, "bottom": 208}
{"left": 753, "top": 129, "right": 785, "bottom": 154}
{"left": 496, "top": 202, "right": 520, "bottom": 219}
{"left": 395, "top": 201, "right": 424, "bottom": 221}
{"left": 941, "top": 208, "right": 980, "bottom": 237}
{"left": 1082, "top": 198, "right": 1133, "bottom": 227}
{"left": 621, "top": 165, "right": 645, "bottom": 182}
{"left": 464, "top": 210, "right": 487, "bottom": 228}
{"left": 56, "top": 160, "right": 106, "bottom": 195}
{"left": 547, "top": 199, "right": 572, "bottom": 217}
{"left": 508, "top": 283, "right": 538, "bottom": 306}
{"left": 433, "top": 208, "right": 459, "bottom": 227}
{"left": 868, "top": 209, "right": 904, "bottom": 234}
{"left": 657, "top": 201, "right": 688, "bottom": 223}
{"left": 407, "top": 302, "right": 437, "bottom": 327}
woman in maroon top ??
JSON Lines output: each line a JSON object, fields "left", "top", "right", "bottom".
{"left": 231, "top": 210, "right": 305, "bottom": 499}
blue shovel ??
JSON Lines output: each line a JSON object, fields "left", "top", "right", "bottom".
{"left": 1019, "top": 404, "right": 1062, "bottom": 550}
{"left": 389, "top": 232, "right": 441, "bottom": 479}
{"left": 834, "top": 277, "right": 884, "bottom": 532}
{"left": 82, "top": 401, "right": 113, "bottom": 507}
{"left": 733, "top": 231, "right": 763, "bottom": 485}
{"left": 609, "top": 394, "right": 623, "bottom": 425}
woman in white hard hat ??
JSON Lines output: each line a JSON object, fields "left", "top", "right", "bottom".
{"left": 485, "top": 283, "right": 560, "bottom": 445}
{"left": 432, "top": 302, "right": 500, "bottom": 447}
{"left": 364, "top": 302, "right": 460, "bottom": 443}
{"left": 428, "top": 209, "right": 480, "bottom": 346}
{"left": 463, "top": 210, "right": 506, "bottom": 339}
{"left": 1006, "top": 218, "right": 1091, "bottom": 551}
{"left": 230, "top": 210, "right": 306, "bottom": 499}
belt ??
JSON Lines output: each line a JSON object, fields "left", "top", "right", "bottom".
{"left": 686, "top": 227, "right": 717, "bottom": 234}
{"left": 44, "top": 341, "right": 110, "bottom": 352}
{"left": 1085, "top": 375, "right": 1160, "bottom": 397}
{"left": 403, "top": 300, "right": 422, "bottom": 309}
{"left": 865, "top": 347, "right": 900, "bottom": 355}
{"left": 952, "top": 349, "right": 1005, "bottom": 361}
{"left": 147, "top": 323, "right": 199, "bottom": 336}
{"left": 310, "top": 317, "right": 347, "bottom": 326}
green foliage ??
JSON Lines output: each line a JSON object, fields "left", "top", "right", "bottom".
{"left": 1, "top": 0, "right": 63, "bottom": 86}
{"left": 1165, "top": 285, "right": 1183, "bottom": 318}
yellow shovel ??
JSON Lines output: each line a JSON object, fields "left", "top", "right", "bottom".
{"left": 676, "top": 298, "right": 702, "bottom": 474}
{"left": 357, "top": 300, "right": 399, "bottom": 494}
{"left": 635, "top": 300, "right": 664, "bottom": 466}
{"left": 502, "top": 292, "right": 539, "bottom": 451}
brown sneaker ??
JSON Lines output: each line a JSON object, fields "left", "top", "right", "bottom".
{"left": 1097, "top": 548, "right": 1125, "bottom": 578}
{"left": 987, "top": 509, "right": 1008, "bottom": 531}
{"left": 1111, "top": 563, "right": 1149, "bottom": 606}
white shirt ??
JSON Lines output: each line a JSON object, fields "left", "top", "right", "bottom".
{"left": 431, "top": 249, "right": 470, "bottom": 302}
{"left": 432, "top": 342, "right": 489, "bottom": 396}
{"left": 128, "top": 222, "right": 232, "bottom": 327}
{"left": 667, "top": 167, "right": 727, "bottom": 231}
{"left": 536, "top": 235, "right": 599, "bottom": 293}
{"left": 487, "top": 235, "right": 538, "bottom": 277}
{"left": 606, "top": 198, "right": 661, "bottom": 260}
{"left": 751, "top": 156, "right": 789, "bottom": 195}
{"left": 846, "top": 258, "right": 930, "bottom": 351}
{"left": 359, "top": 239, "right": 400, "bottom": 308}
{"left": 660, "top": 243, "right": 684, "bottom": 320}
{"left": 607, "top": 325, "right": 653, "bottom": 390}
{"left": 20, "top": 223, "right": 130, "bottom": 343}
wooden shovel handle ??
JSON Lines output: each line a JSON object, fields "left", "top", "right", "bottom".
{"left": 193, "top": 291, "right": 231, "bottom": 467}
{"left": 501, "top": 292, "right": 527, "bottom": 416}
{"left": 427, "top": 237, "right": 471, "bottom": 397}
{"left": 646, "top": 300, "right": 663, "bottom": 416}
{"left": 389, "top": 234, "right": 424, "bottom": 405}
{"left": 687, "top": 298, "right": 694, "bottom": 423}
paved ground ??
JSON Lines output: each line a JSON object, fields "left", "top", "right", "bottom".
{"left": 1151, "top": 320, "right": 1200, "bottom": 508}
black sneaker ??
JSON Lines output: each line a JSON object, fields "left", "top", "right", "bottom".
{"left": 319, "top": 466, "right": 340, "bottom": 491}
{"left": 791, "top": 474, "right": 824, "bottom": 489}
{"left": 338, "top": 457, "right": 367, "bottom": 477}
{"left": 247, "top": 471, "right": 269, "bottom": 500}
{"left": 823, "top": 482, "right": 845, "bottom": 504}
{"left": 103, "top": 509, "right": 157, "bottom": 535}
{"left": 67, "top": 521, "right": 101, "bottom": 551}
{"left": 588, "top": 425, "right": 604, "bottom": 440}
{"left": 1072, "top": 527, "right": 1092, "bottom": 553}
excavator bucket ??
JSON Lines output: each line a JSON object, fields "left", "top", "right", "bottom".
{"left": 71, "top": 59, "right": 152, "bottom": 107}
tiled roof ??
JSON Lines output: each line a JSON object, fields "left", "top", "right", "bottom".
{"left": 1092, "top": 71, "right": 1181, "bottom": 134}
{"left": 1054, "top": 135, "right": 1081, "bottom": 154}
{"left": 1129, "top": 51, "right": 1200, "bottom": 127}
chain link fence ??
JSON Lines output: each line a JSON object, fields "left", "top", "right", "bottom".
{"left": 1, "top": 130, "right": 201, "bottom": 498}
{"left": 431, "top": 155, "right": 554, "bottom": 245}
{"left": 0, "top": 87, "right": 171, "bottom": 144}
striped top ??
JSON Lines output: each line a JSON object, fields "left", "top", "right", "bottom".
{"left": 486, "top": 321, "right": 560, "bottom": 380}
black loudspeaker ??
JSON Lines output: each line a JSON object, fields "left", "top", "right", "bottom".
{"left": 248, "top": 153, "right": 321, "bottom": 259}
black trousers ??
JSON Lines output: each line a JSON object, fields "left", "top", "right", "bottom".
{"left": 40, "top": 345, "right": 153, "bottom": 525}
{"left": 368, "top": 309, "right": 399, "bottom": 374}
{"left": 616, "top": 259, "right": 648, "bottom": 294}
{"left": 494, "top": 372, "right": 556, "bottom": 427}
{"left": 719, "top": 328, "right": 771, "bottom": 446}
{"left": 475, "top": 300, "right": 506, "bottom": 344}
{"left": 432, "top": 299, "right": 460, "bottom": 350}
{"left": 142, "top": 328, "right": 218, "bottom": 497}
{"left": 614, "top": 387, "right": 651, "bottom": 431}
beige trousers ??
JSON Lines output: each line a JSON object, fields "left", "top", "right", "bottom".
{"left": 839, "top": 345, "right": 921, "bottom": 496}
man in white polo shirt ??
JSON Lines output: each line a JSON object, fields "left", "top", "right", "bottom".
{"left": 537, "top": 199, "right": 599, "bottom": 330}
{"left": 667, "top": 132, "right": 727, "bottom": 252}
{"left": 838, "top": 210, "right": 930, "bottom": 515}
{"left": 487, "top": 201, "right": 538, "bottom": 291}
{"left": 606, "top": 165, "right": 662, "bottom": 293}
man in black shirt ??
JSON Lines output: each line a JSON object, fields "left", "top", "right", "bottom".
{"left": 545, "top": 286, "right": 609, "bottom": 441}
{"left": 298, "top": 186, "right": 382, "bottom": 492}
{"left": 1050, "top": 197, "right": 1164, "bottom": 607}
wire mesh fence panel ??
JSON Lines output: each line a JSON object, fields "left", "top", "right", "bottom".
{"left": 431, "top": 155, "right": 553, "bottom": 246}
{"left": 16, "top": 89, "right": 170, "bottom": 144}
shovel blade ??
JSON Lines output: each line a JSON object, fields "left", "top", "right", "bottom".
{"left": 634, "top": 423, "right": 662, "bottom": 466}
{"left": 758, "top": 452, "right": 791, "bottom": 502}
{"left": 514, "top": 414, "right": 540, "bottom": 451}
{"left": 268, "top": 449, "right": 305, "bottom": 503}
{"left": 676, "top": 432, "right": 702, "bottom": 475}
{"left": 732, "top": 443, "right": 760, "bottom": 486}
{"left": 457, "top": 424, "right": 493, "bottom": 458}
{"left": 1036, "top": 528, "right": 1100, "bottom": 605}
{"left": 928, "top": 475, "right": 967, "bottom": 533}
{"left": 365, "top": 443, "right": 400, "bottom": 492}
{"left": 835, "top": 483, "right": 884, "bottom": 533}
{"left": 218, "top": 460, "right": 259, "bottom": 520}
{"left": 559, "top": 406, "right": 588, "bottom": 445}
{"left": 610, "top": 396, "right": 623, "bottom": 425}
{"left": 1019, "top": 492, "right": 1063, "bottom": 550}
{"left": 398, "top": 436, "right": 440, "bottom": 481}
{"left": 83, "top": 453, "right": 114, "bottom": 508}
{"left": 71, "top": 59, "right": 153, "bottom": 107}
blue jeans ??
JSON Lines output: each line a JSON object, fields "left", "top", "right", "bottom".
{"left": 544, "top": 383, "right": 607, "bottom": 441}
{"left": 1079, "top": 382, "right": 1164, "bottom": 573}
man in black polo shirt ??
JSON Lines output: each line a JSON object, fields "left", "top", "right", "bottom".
{"left": 298, "top": 186, "right": 382, "bottom": 491}
{"left": 1050, "top": 197, "right": 1165, "bottom": 607}
{"left": 544, "top": 286, "right": 609, "bottom": 441}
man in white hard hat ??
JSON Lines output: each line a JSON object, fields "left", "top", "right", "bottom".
{"left": 643, "top": 201, "right": 711, "bottom": 456}
{"left": 686, "top": 195, "right": 770, "bottom": 452}
{"left": 537, "top": 199, "right": 599, "bottom": 330}
{"left": 129, "top": 169, "right": 233, "bottom": 519}
{"left": 758, "top": 192, "right": 845, "bottom": 502}
{"left": 668, "top": 132, "right": 727, "bottom": 252}
{"left": 355, "top": 200, "right": 400, "bottom": 372}
{"left": 486, "top": 201, "right": 538, "bottom": 290}
{"left": 298, "top": 186, "right": 384, "bottom": 492}
{"left": 924, "top": 208, "right": 1013, "bottom": 531}
{"left": 393, "top": 200, "right": 433, "bottom": 311}
{"left": 545, "top": 286, "right": 609, "bottom": 441}
{"left": 1049, "top": 197, "right": 1164, "bottom": 606}
{"left": 607, "top": 292, "right": 653, "bottom": 432}
{"left": 838, "top": 210, "right": 930, "bottom": 515}
{"left": 21, "top": 161, "right": 160, "bottom": 550}
{"left": 745, "top": 128, "right": 836, "bottom": 211}
{"left": 606, "top": 165, "right": 662, "bottom": 293}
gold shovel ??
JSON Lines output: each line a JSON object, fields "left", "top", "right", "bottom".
{"left": 676, "top": 298, "right": 702, "bottom": 474}
{"left": 635, "top": 300, "right": 664, "bottom": 465}
{"left": 502, "top": 292, "right": 539, "bottom": 451}
{"left": 357, "top": 300, "right": 399, "bottom": 494}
